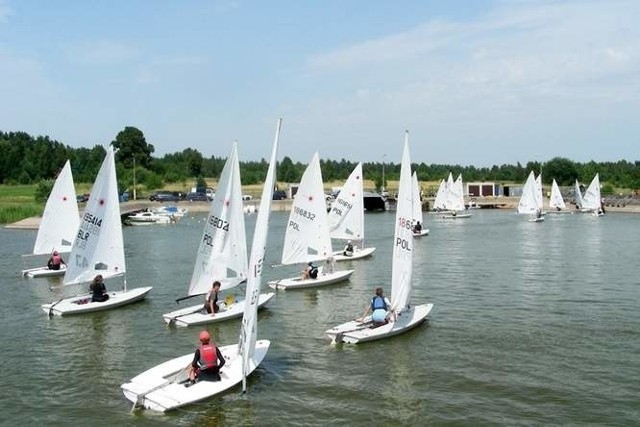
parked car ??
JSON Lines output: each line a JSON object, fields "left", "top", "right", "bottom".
{"left": 186, "top": 192, "right": 211, "bottom": 202}
{"left": 149, "top": 191, "right": 182, "bottom": 202}
{"left": 242, "top": 194, "right": 253, "bottom": 201}
{"left": 76, "top": 193, "right": 90, "bottom": 203}
{"left": 272, "top": 190, "right": 287, "bottom": 200}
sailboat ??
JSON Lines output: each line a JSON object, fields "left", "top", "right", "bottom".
{"left": 42, "top": 147, "right": 152, "bottom": 315}
{"left": 162, "top": 142, "right": 274, "bottom": 327}
{"left": 432, "top": 178, "right": 447, "bottom": 212}
{"left": 574, "top": 179, "right": 586, "bottom": 211}
{"left": 440, "top": 173, "right": 472, "bottom": 219}
{"left": 122, "top": 119, "right": 280, "bottom": 412}
{"left": 582, "top": 173, "right": 604, "bottom": 216}
{"left": 326, "top": 131, "right": 433, "bottom": 344}
{"left": 328, "top": 162, "right": 376, "bottom": 261}
{"left": 22, "top": 160, "right": 80, "bottom": 278}
{"left": 517, "top": 171, "right": 544, "bottom": 222}
{"left": 411, "top": 172, "right": 429, "bottom": 236}
{"left": 549, "top": 179, "right": 569, "bottom": 213}
{"left": 268, "top": 153, "right": 353, "bottom": 290}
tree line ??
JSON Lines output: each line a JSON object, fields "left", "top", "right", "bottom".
{"left": 2, "top": 128, "right": 639, "bottom": 195}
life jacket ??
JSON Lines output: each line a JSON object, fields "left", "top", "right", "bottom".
{"left": 309, "top": 266, "right": 318, "bottom": 279}
{"left": 371, "top": 296, "right": 387, "bottom": 311}
{"left": 198, "top": 344, "right": 217, "bottom": 370}
{"left": 51, "top": 254, "right": 62, "bottom": 266}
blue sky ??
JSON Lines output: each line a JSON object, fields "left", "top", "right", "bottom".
{"left": 1, "top": 0, "right": 638, "bottom": 166}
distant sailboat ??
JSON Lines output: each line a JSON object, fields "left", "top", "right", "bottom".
{"left": 22, "top": 160, "right": 80, "bottom": 278}
{"left": 582, "top": 173, "right": 604, "bottom": 215}
{"left": 411, "top": 172, "right": 428, "bottom": 236}
{"left": 549, "top": 179, "right": 569, "bottom": 213}
{"left": 517, "top": 171, "right": 544, "bottom": 222}
{"left": 328, "top": 162, "right": 376, "bottom": 261}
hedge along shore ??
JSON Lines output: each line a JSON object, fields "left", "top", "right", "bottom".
{"left": 5, "top": 197, "right": 640, "bottom": 230}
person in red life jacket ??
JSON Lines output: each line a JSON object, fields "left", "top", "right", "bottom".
{"left": 89, "top": 274, "right": 110, "bottom": 302}
{"left": 188, "top": 330, "right": 226, "bottom": 385}
{"left": 204, "top": 281, "right": 221, "bottom": 315}
{"left": 47, "top": 251, "right": 66, "bottom": 271}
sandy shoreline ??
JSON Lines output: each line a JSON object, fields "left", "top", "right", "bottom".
{"left": 5, "top": 197, "right": 639, "bottom": 230}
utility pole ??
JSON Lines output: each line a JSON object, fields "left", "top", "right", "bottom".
{"left": 133, "top": 156, "right": 137, "bottom": 201}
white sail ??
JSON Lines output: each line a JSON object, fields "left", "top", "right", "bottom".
{"left": 281, "top": 153, "right": 333, "bottom": 265}
{"left": 550, "top": 179, "right": 566, "bottom": 210}
{"left": 433, "top": 179, "right": 447, "bottom": 210}
{"left": 391, "top": 131, "right": 414, "bottom": 313}
{"left": 411, "top": 172, "right": 423, "bottom": 226}
{"left": 188, "top": 143, "right": 248, "bottom": 295}
{"left": 239, "top": 118, "right": 281, "bottom": 392}
{"left": 328, "top": 162, "right": 365, "bottom": 242}
{"left": 445, "top": 173, "right": 465, "bottom": 211}
{"left": 33, "top": 160, "right": 80, "bottom": 255}
{"left": 574, "top": 180, "right": 585, "bottom": 209}
{"left": 517, "top": 171, "right": 539, "bottom": 215}
{"left": 63, "top": 147, "right": 125, "bottom": 285}
{"left": 582, "top": 173, "right": 601, "bottom": 211}
{"left": 535, "top": 173, "right": 544, "bottom": 211}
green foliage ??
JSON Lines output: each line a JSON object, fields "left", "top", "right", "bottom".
{"left": 0, "top": 203, "right": 43, "bottom": 224}
{"left": 35, "top": 180, "right": 54, "bottom": 203}
{"left": 601, "top": 183, "right": 615, "bottom": 195}
{"left": 196, "top": 177, "right": 208, "bottom": 190}
{"left": 112, "top": 126, "right": 155, "bottom": 168}
{"left": 143, "top": 172, "right": 164, "bottom": 190}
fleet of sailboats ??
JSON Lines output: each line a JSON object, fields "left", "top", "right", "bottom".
{"left": 17, "top": 123, "right": 612, "bottom": 413}
{"left": 122, "top": 119, "right": 281, "bottom": 412}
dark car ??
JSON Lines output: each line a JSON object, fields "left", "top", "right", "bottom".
{"left": 273, "top": 190, "right": 287, "bottom": 200}
{"left": 149, "top": 191, "right": 182, "bottom": 202}
{"left": 186, "top": 192, "right": 211, "bottom": 202}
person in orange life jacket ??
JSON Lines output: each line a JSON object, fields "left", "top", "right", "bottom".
{"left": 358, "top": 287, "right": 392, "bottom": 327}
{"left": 301, "top": 261, "right": 318, "bottom": 280}
{"left": 89, "top": 274, "right": 109, "bottom": 302}
{"left": 47, "top": 251, "right": 65, "bottom": 270}
{"left": 204, "top": 281, "right": 221, "bottom": 315}
{"left": 188, "top": 330, "right": 226, "bottom": 385}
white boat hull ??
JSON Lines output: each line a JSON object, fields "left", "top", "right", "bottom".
{"left": 42, "top": 286, "right": 153, "bottom": 316}
{"left": 528, "top": 216, "right": 545, "bottom": 222}
{"left": 22, "top": 265, "right": 67, "bottom": 278}
{"left": 268, "top": 269, "right": 353, "bottom": 290}
{"left": 413, "top": 229, "right": 429, "bottom": 237}
{"left": 332, "top": 247, "right": 376, "bottom": 262}
{"left": 326, "top": 303, "right": 433, "bottom": 344}
{"left": 162, "top": 292, "right": 275, "bottom": 327}
{"left": 122, "top": 341, "right": 270, "bottom": 412}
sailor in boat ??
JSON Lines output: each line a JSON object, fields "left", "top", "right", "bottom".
{"left": 536, "top": 209, "right": 542, "bottom": 219}
{"left": 89, "top": 274, "right": 109, "bottom": 302}
{"left": 358, "top": 287, "right": 392, "bottom": 328}
{"left": 413, "top": 221, "right": 422, "bottom": 234}
{"left": 301, "top": 261, "right": 319, "bottom": 280}
{"left": 47, "top": 251, "right": 65, "bottom": 271}
{"left": 343, "top": 240, "right": 354, "bottom": 257}
{"left": 188, "top": 330, "right": 226, "bottom": 386}
{"left": 204, "top": 281, "right": 221, "bottom": 315}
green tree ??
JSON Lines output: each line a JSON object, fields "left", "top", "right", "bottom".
{"left": 543, "top": 157, "right": 578, "bottom": 185}
{"left": 111, "top": 126, "right": 154, "bottom": 168}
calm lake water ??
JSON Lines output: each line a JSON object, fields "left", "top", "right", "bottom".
{"left": 1, "top": 210, "right": 639, "bottom": 426}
